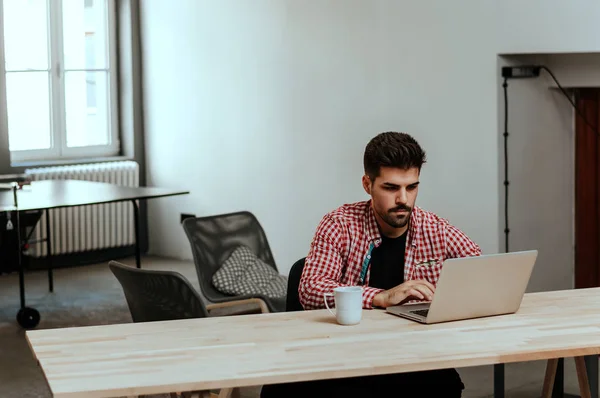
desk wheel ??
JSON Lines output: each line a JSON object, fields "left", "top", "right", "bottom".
{"left": 17, "top": 307, "right": 40, "bottom": 329}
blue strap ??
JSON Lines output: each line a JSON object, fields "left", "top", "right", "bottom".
{"left": 359, "top": 242, "right": 374, "bottom": 285}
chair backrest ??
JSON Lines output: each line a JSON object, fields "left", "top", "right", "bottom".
{"left": 286, "top": 257, "right": 306, "bottom": 311}
{"left": 109, "top": 260, "right": 209, "bottom": 322}
{"left": 182, "top": 211, "right": 277, "bottom": 301}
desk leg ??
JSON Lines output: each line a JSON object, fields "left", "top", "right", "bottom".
{"left": 18, "top": 221, "right": 26, "bottom": 310}
{"left": 132, "top": 200, "right": 141, "bottom": 269}
{"left": 553, "top": 358, "right": 567, "bottom": 397}
{"left": 585, "top": 355, "right": 598, "bottom": 398}
{"left": 14, "top": 205, "right": 40, "bottom": 329}
{"left": 45, "top": 210, "right": 53, "bottom": 292}
{"left": 553, "top": 356, "right": 598, "bottom": 398}
{"left": 494, "top": 363, "right": 505, "bottom": 398}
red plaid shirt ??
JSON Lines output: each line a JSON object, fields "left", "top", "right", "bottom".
{"left": 299, "top": 200, "right": 481, "bottom": 310}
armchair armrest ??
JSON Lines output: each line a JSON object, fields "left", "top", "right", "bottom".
{"left": 204, "top": 292, "right": 285, "bottom": 313}
{"left": 206, "top": 298, "right": 269, "bottom": 315}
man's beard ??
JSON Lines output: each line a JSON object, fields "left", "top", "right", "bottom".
{"left": 379, "top": 204, "right": 412, "bottom": 229}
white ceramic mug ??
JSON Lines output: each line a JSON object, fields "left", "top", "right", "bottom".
{"left": 323, "top": 286, "right": 363, "bottom": 325}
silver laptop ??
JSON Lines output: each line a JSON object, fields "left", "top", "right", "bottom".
{"left": 385, "top": 250, "right": 538, "bottom": 324}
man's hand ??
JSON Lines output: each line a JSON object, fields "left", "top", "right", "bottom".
{"left": 372, "top": 280, "right": 436, "bottom": 308}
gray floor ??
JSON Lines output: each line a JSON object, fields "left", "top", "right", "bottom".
{"left": 0, "top": 255, "right": 586, "bottom": 397}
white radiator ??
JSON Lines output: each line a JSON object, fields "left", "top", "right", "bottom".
{"left": 24, "top": 161, "right": 140, "bottom": 257}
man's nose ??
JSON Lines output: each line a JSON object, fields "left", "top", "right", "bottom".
{"left": 396, "top": 189, "right": 408, "bottom": 204}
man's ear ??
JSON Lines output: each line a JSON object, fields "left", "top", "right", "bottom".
{"left": 362, "top": 175, "right": 372, "bottom": 195}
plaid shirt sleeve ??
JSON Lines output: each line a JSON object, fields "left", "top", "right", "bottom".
{"left": 299, "top": 215, "right": 383, "bottom": 310}
{"left": 445, "top": 224, "right": 482, "bottom": 258}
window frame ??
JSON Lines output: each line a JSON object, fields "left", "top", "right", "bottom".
{"left": 0, "top": 0, "right": 120, "bottom": 163}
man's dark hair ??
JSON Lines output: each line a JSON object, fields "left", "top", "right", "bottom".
{"left": 363, "top": 132, "right": 427, "bottom": 180}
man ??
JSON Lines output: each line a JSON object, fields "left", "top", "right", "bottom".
{"left": 261, "top": 131, "right": 481, "bottom": 398}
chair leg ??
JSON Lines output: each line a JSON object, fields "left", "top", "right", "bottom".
{"left": 575, "top": 356, "right": 592, "bottom": 398}
{"left": 542, "top": 358, "right": 559, "bottom": 398}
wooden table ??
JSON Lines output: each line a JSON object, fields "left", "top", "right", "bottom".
{"left": 26, "top": 288, "right": 600, "bottom": 398}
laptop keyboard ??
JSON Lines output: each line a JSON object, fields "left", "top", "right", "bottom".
{"left": 409, "top": 309, "right": 429, "bottom": 318}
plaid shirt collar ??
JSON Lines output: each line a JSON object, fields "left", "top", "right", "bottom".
{"left": 364, "top": 200, "right": 422, "bottom": 249}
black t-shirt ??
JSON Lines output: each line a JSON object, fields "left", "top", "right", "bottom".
{"left": 367, "top": 232, "right": 407, "bottom": 290}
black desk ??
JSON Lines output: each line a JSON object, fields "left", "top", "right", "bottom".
{"left": 0, "top": 180, "right": 189, "bottom": 328}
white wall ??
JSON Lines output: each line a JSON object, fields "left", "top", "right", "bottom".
{"left": 497, "top": 53, "right": 600, "bottom": 292}
{"left": 140, "top": 1, "right": 498, "bottom": 275}
{"left": 496, "top": 0, "right": 600, "bottom": 54}
{"left": 495, "top": 1, "right": 600, "bottom": 292}
{"left": 139, "top": 1, "right": 600, "bottom": 282}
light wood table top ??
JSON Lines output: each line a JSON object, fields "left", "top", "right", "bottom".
{"left": 26, "top": 288, "right": 600, "bottom": 398}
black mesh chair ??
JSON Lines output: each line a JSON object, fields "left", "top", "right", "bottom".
{"left": 286, "top": 258, "right": 306, "bottom": 312}
{"left": 109, "top": 260, "right": 210, "bottom": 322}
{"left": 109, "top": 260, "right": 263, "bottom": 398}
{"left": 182, "top": 211, "right": 286, "bottom": 313}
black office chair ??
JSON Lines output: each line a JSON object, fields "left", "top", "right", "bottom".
{"left": 182, "top": 211, "right": 286, "bottom": 313}
{"left": 286, "top": 257, "right": 306, "bottom": 312}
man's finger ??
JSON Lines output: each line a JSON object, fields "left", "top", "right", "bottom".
{"left": 413, "top": 279, "right": 436, "bottom": 292}
{"left": 410, "top": 282, "right": 434, "bottom": 297}
{"left": 408, "top": 288, "right": 425, "bottom": 300}
{"left": 412, "top": 285, "right": 433, "bottom": 301}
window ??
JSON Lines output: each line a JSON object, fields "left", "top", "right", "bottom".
{"left": 0, "top": 0, "right": 119, "bottom": 162}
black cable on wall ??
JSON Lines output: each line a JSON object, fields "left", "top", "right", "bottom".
{"left": 502, "top": 77, "right": 509, "bottom": 254}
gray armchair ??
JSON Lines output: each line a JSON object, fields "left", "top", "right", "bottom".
{"left": 109, "top": 260, "right": 266, "bottom": 398}
{"left": 182, "top": 211, "right": 286, "bottom": 313}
